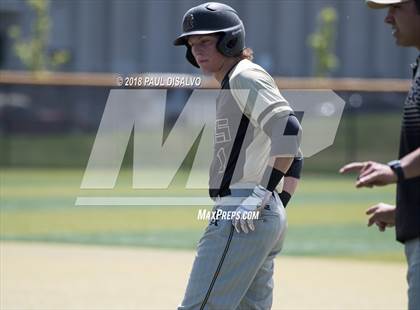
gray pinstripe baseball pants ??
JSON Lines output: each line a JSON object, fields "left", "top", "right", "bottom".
{"left": 178, "top": 191, "right": 287, "bottom": 310}
{"left": 405, "top": 237, "right": 420, "bottom": 310}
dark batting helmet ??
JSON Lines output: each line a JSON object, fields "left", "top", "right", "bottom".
{"left": 174, "top": 2, "right": 246, "bottom": 68}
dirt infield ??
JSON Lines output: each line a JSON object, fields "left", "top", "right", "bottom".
{"left": 0, "top": 242, "right": 407, "bottom": 310}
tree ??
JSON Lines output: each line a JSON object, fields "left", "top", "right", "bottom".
{"left": 8, "top": 0, "right": 70, "bottom": 72}
{"left": 308, "top": 7, "right": 339, "bottom": 77}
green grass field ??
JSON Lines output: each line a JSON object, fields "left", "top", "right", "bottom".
{"left": 0, "top": 168, "right": 404, "bottom": 262}
{"left": 0, "top": 113, "right": 402, "bottom": 172}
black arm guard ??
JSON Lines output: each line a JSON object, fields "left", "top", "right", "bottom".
{"left": 285, "top": 157, "right": 303, "bottom": 179}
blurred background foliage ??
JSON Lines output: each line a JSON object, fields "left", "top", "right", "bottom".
{"left": 308, "top": 7, "right": 340, "bottom": 77}
{"left": 7, "top": 0, "right": 70, "bottom": 72}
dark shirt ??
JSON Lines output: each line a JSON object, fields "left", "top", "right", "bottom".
{"left": 396, "top": 54, "right": 420, "bottom": 243}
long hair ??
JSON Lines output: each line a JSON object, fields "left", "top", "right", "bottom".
{"left": 239, "top": 48, "right": 254, "bottom": 61}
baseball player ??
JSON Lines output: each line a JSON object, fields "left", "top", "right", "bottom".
{"left": 174, "top": 2, "right": 303, "bottom": 309}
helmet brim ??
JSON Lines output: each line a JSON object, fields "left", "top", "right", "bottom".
{"left": 173, "top": 30, "right": 221, "bottom": 46}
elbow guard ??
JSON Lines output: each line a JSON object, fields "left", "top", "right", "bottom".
{"left": 264, "top": 113, "right": 302, "bottom": 157}
{"left": 285, "top": 157, "right": 303, "bottom": 179}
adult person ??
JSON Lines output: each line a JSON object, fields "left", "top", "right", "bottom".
{"left": 340, "top": 1, "right": 420, "bottom": 309}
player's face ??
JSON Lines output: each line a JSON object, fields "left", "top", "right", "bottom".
{"left": 188, "top": 35, "right": 227, "bottom": 74}
{"left": 385, "top": 1, "right": 420, "bottom": 48}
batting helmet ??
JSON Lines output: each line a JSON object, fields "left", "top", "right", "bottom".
{"left": 174, "top": 2, "right": 246, "bottom": 67}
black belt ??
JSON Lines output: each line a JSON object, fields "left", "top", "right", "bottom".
{"left": 209, "top": 188, "right": 231, "bottom": 200}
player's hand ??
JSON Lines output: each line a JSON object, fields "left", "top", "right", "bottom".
{"left": 232, "top": 185, "right": 270, "bottom": 234}
{"left": 339, "top": 161, "right": 397, "bottom": 188}
{"left": 366, "top": 203, "right": 396, "bottom": 232}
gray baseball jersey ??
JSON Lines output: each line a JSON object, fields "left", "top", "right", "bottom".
{"left": 209, "top": 59, "right": 292, "bottom": 198}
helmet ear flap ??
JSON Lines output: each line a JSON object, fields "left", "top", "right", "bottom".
{"left": 217, "top": 26, "right": 245, "bottom": 57}
{"left": 186, "top": 46, "right": 199, "bottom": 68}
{"left": 226, "top": 38, "right": 238, "bottom": 49}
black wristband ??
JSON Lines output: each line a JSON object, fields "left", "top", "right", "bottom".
{"left": 262, "top": 166, "right": 285, "bottom": 192}
{"left": 279, "top": 191, "right": 291, "bottom": 207}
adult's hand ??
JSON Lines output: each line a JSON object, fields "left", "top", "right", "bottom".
{"left": 339, "top": 161, "right": 397, "bottom": 188}
{"left": 366, "top": 203, "right": 396, "bottom": 232}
